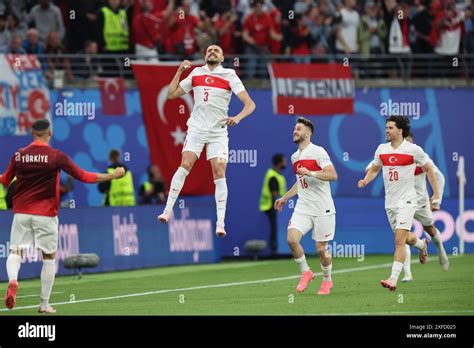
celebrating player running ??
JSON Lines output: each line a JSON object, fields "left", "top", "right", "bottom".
{"left": 358, "top": 116, "right": 440, "bottom": 291}
{"left": 158, "top": 45, "right": 256, "bottom": 238}
{"left": 275, "top": 118, "right": 338, "bottom": 295}
{"left": 1, "top": 119, "right": 126, "bottom": 312}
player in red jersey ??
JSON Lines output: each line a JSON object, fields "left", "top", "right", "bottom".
{"left": 0, "top": 119, "right": 126, "bottom": 313}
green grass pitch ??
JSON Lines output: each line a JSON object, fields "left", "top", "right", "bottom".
{"left": 1, "top": 254, "right": 473, "bottom": 315}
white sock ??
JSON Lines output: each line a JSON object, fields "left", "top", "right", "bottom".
{"left": 164, "top": 167, "right": 189, "bottom": 212}
{"left": 40, "top": 259, "right": 56, "bottom": 308}
{"left": 431, "top": 228, "right": 442, "bottom": 248}
{"left": 321, "top": 263, "right": 332, "bottom": 282}
{"left": 6, "top": 253, "right": 22, "bottom": 281}
{"left": 414, "top": 238, "right": 425, "bottom": 250}
{"left": 214, "top": 178, "right": 228, "bottom": 226}
{"left": 295, "top": 255, "right": 310, "bottom": 273}
{"left": 390, "top": 261, "right": 404, "bottom": 282}
{"left": 403, "top": 244, "right": 412, "bottom": 275}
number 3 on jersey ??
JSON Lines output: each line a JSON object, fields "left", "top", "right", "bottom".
{"left": 299, "top": 178, "right": 308, "bottom": 189}
{"left": 388, "top": 170, "right": 399, "bottom": 181}
{"left": 203, "top": 91, "right": 209, "bottom": 102}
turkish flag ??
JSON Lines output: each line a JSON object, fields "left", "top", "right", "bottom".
{"left": 131, "top": 62, "right": 214, "bottom": 195}
{"left": 98, "top": 77, "right": 126, "bottom": 115}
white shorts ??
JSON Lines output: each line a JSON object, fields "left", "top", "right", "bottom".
{"left": 10, "top": 213, "right": 59, "bottom": 254}
{"left": 414, "top": 204, "right": 434, "bottom": 227}
{"left": 385, "top": 201, "right": 417, "bottom": 232}
{"left": 182, "top": 130, "right": 229, "bottom": 161}
{"left": 288, "top": 211, "right": 336, "bottom": 242}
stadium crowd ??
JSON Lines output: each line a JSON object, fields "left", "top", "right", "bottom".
{"left": 0, "top": 0, "right": 472, "bottom": 78}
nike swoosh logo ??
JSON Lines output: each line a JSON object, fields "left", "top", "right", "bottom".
{"left": 325, "top": 234, "right": 332, "bottom": 237}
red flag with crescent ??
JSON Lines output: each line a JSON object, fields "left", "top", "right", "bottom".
{"left": 131, "top": 62, "right": 213, "bottom": 195}
{"left": 98, "top": 77, "right": 126, "bottom": 115}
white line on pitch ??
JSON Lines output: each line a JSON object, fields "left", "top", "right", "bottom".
{"left": 16, "top": 292, "right": 63, "bottom": 299}
{"left": 1, "top": 262, "right": 395, "bottom": 312}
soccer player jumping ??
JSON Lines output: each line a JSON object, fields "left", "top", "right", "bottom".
{"left": 1, "top": 119, "right": 126, "bottom": 312}
{"left": 275, "top": 118, "right": 338, "bottom": 295}
{"left": 358, "top": 116, "right": 440, "bottom": 291}
{"left": 158, "top": 45, "right": 256, "bottom": 237}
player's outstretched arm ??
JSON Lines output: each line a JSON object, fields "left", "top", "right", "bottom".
{"left": 58, "top": 152, "right": 125, "bottom": 183}
{"left": 224, "top": 91, "right": 256, "bottom": 126}
{"left": 274, "top": 182, "right": 298, "bottom": 212}
{"left": 96, "top": 167, "right": 126, "bottom": 183}
{"left": 358, "top": 164, "right": 380, "bottom": 188}
{"left": 423, "top": 162, "right": 440, "bottom": 211}
{"left": 167, "top": 60, "right": 191, "bottom": 99}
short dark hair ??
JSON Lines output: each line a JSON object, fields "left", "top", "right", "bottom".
{"left": 32, "top": 118, "right": 50, "bottom": 131}
{"left": 297, "top": 117, "right": 314, "bottom": 134}
{"left": 406, "top": 131, "right": 414, "bottom": 140}
{"left": 272, "top": 153, "right": 285, "bottom": 167}
{"left": 109, "top": 149, "right": 120, "bottom": 162}
{"left": 386, "top": 115, "right": 410, "bottom": 138}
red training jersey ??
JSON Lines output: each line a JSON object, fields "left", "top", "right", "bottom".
{"left": 1, "top": 140, "right": 98, "bottom": 217}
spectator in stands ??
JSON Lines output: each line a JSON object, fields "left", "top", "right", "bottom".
{"left": 412, "top": 0, "right": 434, "bottom": 54}
{"left": 431, "top": 0, "right": 465, "bottom": 56}
{"left": 242, "top": 0, "right": 281, "bottom": 78}
{"left": 45, "top": 31, "right": 73, "bottom": 82}
{"left": 133, "top": 0, "right": 175, "bottom": 61}
{"left": 335, "top": 0, "right": 360, "bottom": 55}
{"left": 26, "top": 0, "right": 65, "bottom": 44}
{"left": 22, "top": 28, "right": 45, "bottom": 54}
{"left": 359, "top": 0, "right": 387, "bottom": 56}
{"left": 269, "top": 8, "right": 283, "bottom": 54}
{"left": 74, "top": 40, "right": 103, "bottom": 79}
{"left": 0, "top": 35, "right": 26, "bottom": 53}
{"left": 168, "top": 0, "right": 199, "bottom": 58}
{"left": 6, "top": 13, "right": 26, "bottom": 40}
{"left": 214, "top": 10, "right": 240, "bottom": 54}
{"left": 65, "top": 0, "right": 102, "bottom": 53}
{"left": 99, "top": 149, "right": 136, "bottom": 206}
{"left": 195, "top": 10, "right": 218, "bottom": 54}
{"left": 0, "top": 14, "right": 10, "bottom": 47}
{"left": 304, "top": 5, "right": 331, "bottom": 55}
{"left": 97, "top": 0, "right": 132, "bottom": 76}
{"left": 138, "top": 165, "right": 167, "bottom": 205}
{"left": 319, "top": 0, "right": 338, "bottom": 54}
{"left": 288, "top": 13, "right": 314, "bottom": 62}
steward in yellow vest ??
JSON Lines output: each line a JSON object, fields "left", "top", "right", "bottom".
{"left": 259, "top": 154, "right": 287, "bottom": 254}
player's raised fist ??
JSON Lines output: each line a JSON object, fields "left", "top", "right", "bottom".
{"left": 179, "top": 60, "right": 192, "bottom": 72}
{"left": 274, "top": 198, "right": 286, "bottom": 212}
{"left": 358, "top": 179, "right": 367, "bottom": 188}
{"left": 113, "top": 167, "right": 126, "bottom": 179}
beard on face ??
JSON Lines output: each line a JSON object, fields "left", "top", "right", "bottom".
{"left": 206, "top": 55, "right": 219, "bottom": 66}
{"left": 293, "top": 133, "right": 305, "bottom": 144}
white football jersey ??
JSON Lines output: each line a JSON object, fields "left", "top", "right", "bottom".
{"left": 372, "top": 140, "right": 429, "bottom": 209}
{"left": 179, "top": 64, "right": 246, "bottom": 134}
{"left": 291, "top": 143, "right": 336, "bottom": 217}
{"left": 414, "top": 155, "right": 445, "bottom": 207}
{"left": 367, "top": 155, "right": 445, "bottom": 207}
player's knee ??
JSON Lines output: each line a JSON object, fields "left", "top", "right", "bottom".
{"left": 287, "top": 236, "right": 298, "bottom": 248}
{"left": 180, "top": 159, "right": 194, "bottom": 171}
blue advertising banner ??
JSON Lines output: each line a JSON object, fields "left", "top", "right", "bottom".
{"left": 0, "top": 87, "right": 472, "bottom": 257}
{"left": 0, "top": 198, "right": 220, "bottom": 281}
